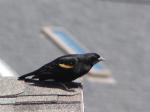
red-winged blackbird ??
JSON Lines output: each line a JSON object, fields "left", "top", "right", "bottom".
{"left": 18, "top": 53, "right": 104, "bottom": 82}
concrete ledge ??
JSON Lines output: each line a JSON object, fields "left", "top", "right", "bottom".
{"left": 0, "top": 78, "right": 83, "bottom": 112}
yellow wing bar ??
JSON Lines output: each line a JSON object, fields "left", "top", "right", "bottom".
{"left": 59, "top": 64, "right": 74, "bottom": 69}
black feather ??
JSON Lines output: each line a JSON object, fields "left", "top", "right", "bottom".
{"left": 18, "top": 53, "right": 102, "bottom": 82}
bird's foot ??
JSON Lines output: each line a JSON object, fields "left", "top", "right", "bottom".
{"left": 59, "top": 83, "right": 75, "bottom": 92}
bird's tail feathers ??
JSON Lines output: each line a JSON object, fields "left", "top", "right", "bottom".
{"left": 18, "top": 71, "right": 36, "bottom": 80}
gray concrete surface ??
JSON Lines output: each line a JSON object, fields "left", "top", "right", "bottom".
{"left": 0, "top": 0, "right": 150, "bottom": 112}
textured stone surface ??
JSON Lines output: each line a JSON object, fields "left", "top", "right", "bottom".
{"left": 22, "top": 81, "right": 81, "bottom": 96}
{"left": 0, "top": 78, "right": 82, "bottom": 112}
{"left": 0, "top": 98, "right": 16, "bottom": 105}
{"left": 14, "top": 104, "right": 81, "bottom": 112}
{"left": 0, "top": 105, "right": 14, "bottom": 112}
{"left": 15, "top": 96, "right": 57, "bottom": 104}
{"left": 0, "top": 78, "right": 25, "bottom": 96}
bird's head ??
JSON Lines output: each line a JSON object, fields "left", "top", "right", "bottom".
{"left": 84, "top": 53, "right": 104, "bottom": 66}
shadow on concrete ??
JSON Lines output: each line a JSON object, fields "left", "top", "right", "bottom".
{"left": 24, "top": 79, "right": 82, "bottom": 92}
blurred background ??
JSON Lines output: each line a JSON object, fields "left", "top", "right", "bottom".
{"left": 0, "top": 0, "right": 150, "bottom": 112}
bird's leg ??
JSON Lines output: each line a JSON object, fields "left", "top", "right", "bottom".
{"left": 58, "top": 82, "right": 75, "bottom": 92}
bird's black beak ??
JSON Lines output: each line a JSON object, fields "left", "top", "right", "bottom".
{"left": 98, "top": 57, "right": 105, "bottom": 62}
{"left": 93, "top": 57, "right": 104, "bottom": 64}
{"left": 96, "top": 57, "right": 105, "bottom": 63}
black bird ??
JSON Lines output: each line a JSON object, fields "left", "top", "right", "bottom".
{"left": 18, "top": 53, "right": 104, "bottom": 82}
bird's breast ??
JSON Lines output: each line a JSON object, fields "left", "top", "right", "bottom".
{"left": 74, "top": 63, "right": 91, "bottom": 76}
